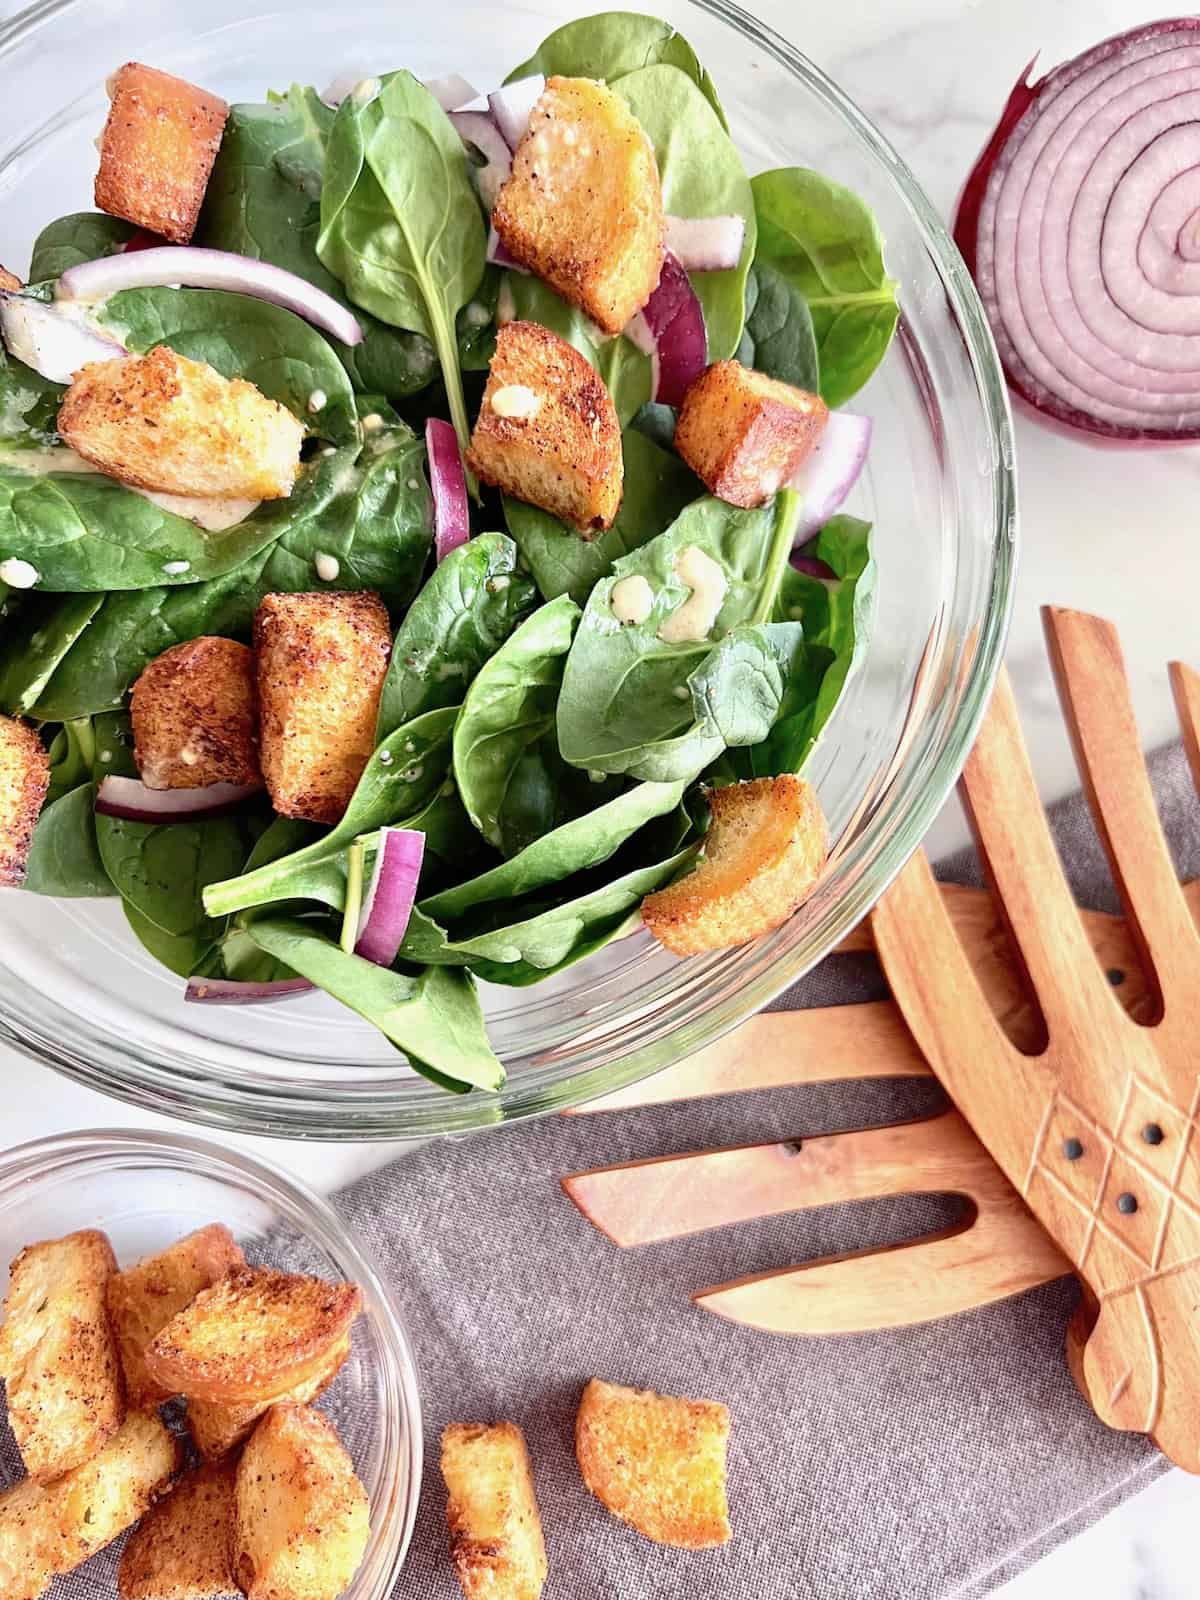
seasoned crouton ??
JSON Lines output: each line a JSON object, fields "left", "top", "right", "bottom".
{"left": 0, "top": 1411, "right": 180, "bottom": 1600}
{"left": 255, "top": 591, "right": 391, "bottom": 824}
{"left": 466, "top": 320, "right": 622, "bottom": 532}
{"left": 0, "top": 266, "right": 22, "bottom": 292}
{"left": 233, "top": 1404, "right": 370, "bottom": 1600}
{"left": 0, "top": 1228, "right": 124, "bottom": 1481}
{"left": 146, "top": 1266, "right": 361, "bottom": 1405}
{"left": 0, "top": 715, "right": 49, "bottom": 888}
{"left": 59, "top": 346, "right": 304, "bottom": 500}
{"left": 106, "top": 1223, "right": 245, "bottom": 1410}
{"left": 642, "top": 775, "right": 828, "bottom": 956}
{"left": 675, "top": 360, "right": 829, "bottom": 508}
{"left": 188, "top": 1330, "right": 351, "bottom": 1461}
{"left": 575, "top": 1378, "right": 731, "bottom": 1549}
{"left": 96, "top": 63, "right": 228, "bottom": 244}
{"left": 493, "top": 76, "right": 663, "bottom": 335}
{"left": 131, "top": 638, "right": 261, "bottom": 792}
{"left": 118, "top": 1458, "right": 238, "bottom": 1600}
{"left": 441, "top": 1421, "right": 547, "bottom": 1600}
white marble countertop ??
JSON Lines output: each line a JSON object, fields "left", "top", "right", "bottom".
{"left": 3, "top": 0, "right": 1199, "bottom": 1594}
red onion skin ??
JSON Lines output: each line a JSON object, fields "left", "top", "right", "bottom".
{"left": 185, "top": 976, "right": 314, "bottom": 1004}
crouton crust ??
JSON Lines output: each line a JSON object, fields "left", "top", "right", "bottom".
{"left": 254, "top": 590, "right": 392, "bottom": 824}
{"left": 493, "top": 76, "right": 663, "bottom": 335}
{"left": 642, "top": 775, "right": 828, "bottom": 956}
{"left": 0, "top": 1228, "right": 124, "bottom": 1482}
{"left": 117, "top": 1458, "right": 238, "bottom": 1600}
{"left": 131, "top": 638, "right": 261, "bottom": 792}
{"left": 466, "top": 320, "right": 622, "bottom": 533}
{"left": 0, "top": 266, "right": 22, "bottom": 292}
{"left": 441, "top": 1421, "right": 547, "bottom": 1600}
{"left": 96, "top": 63, "right": 229, "bottom": 244}
{"left": 675, "top": 360, "right": 829, "bottom": 509}
{"left": 187, "top": 1331, "right": 351, "bottom": 1461}
{"left": 58, "top": 346, "right": 305, "bottom": 500}
{"left": 575, "top": 1378, "right": 731, "bottom": 1550}
{"left": 106, "top": 1223, "right": 245, "bottom": 1411}
{"left": 0, "top": 715, "right": 49, "bottom": 888}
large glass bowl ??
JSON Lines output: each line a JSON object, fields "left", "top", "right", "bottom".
{"left": 0, "top": 0, "right": 1016, "bottom": 1138}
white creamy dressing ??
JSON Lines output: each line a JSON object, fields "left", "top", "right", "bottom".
{"left": 314, "top": 552, "right": 340, "bottom": 582}
{"left": 490, "top": 384, "right": 541, "bottom": 421}
{"left": 361, "top": 413, "right": 384, "bottom": 432}
{"left": 307, "top": 389, "right": 327, "bottom": 413}
{"left": 0, "top": 557, "right": 38, "bottom": 588}
{"left": 657, "top": 545, "right": 728, "bottom": 644}
{"left": 610, "top": 574, "right": 654, "bottom": 626}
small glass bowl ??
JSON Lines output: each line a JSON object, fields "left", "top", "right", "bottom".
{"left": 0, "top": 1129, "right": 422, "bottom": 1598}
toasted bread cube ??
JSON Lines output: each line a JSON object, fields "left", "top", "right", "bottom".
{"left": 642, "top": 775, "right": 827, "bottom": 956}
{"left": 131, "top": 638, "right": 261, "bottom": 792}
{"left": 675, "top": 360, "right": 829, "bottom": 508}
{"left": 0, "top": 1411, "right": 180, "bottom": 1600}
{"left": 96, "top": 63, "right": 228, "bottom": 244}
{"left": 0, "top": 716, "right": 50, "bottom": 888}
{"left": 233, "top": 1404, "right": 370, "bottom": 1600}
{"left": 441, "top": 1422, "right": 547, "bottom": 1600}
{"left": 187, "top": 1330, "right": 351, "bottom": 1461}
{"left": 0, "top": 266, "right": 21, "bottom": 292}
{"left": 145, "top": 1266, "right": 361, "bottom": 1406}
{"left": 575, "top": 1378, "right": 731, "bottom": 1549}
{"left": 466, "top": 320, "right": 622, "bottom": 532}
{"left": 106, "top": 1223, "right": 245, "bottom": 1410}
{"left": 59, "top": 346, "right": 304, "bottom": 500}
{"left": 0, "top": 1228, "right": 124, "bottom": 1481}
{"left": 493, "top": 76, "right": 663, "bottom": 335}
{"left": 255, "top": 590, "right": 391, "bottom": 824}
{"left": 118, "top": 1458, "right": 238, "bottom": 1600}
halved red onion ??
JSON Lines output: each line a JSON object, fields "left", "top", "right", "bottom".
{"left": 96, "top": 775, "right": 261, "bottom": 822}
{"left": 425, "top": 417, "right": 470, "bottom": 560}
{"left": 57, "top": 248, "right": 364, "bottom": 348}
{"left": 449, "top": 111, "right": 512, "bottom": 211}
{"left": 486, "top": 226, "right": 529, "bottom": 274}
{"left": 0, "top": 293, "right": 126, "bottom": 383}
{"left": 790, "top": 412, "right": 871, "bottom": 538}
{"left": 488, "top": 75, "right": 545, "bottom": 149}
{"left": 424, "top": 73, "right": 480, "bottom": 113}
{"left": 185, "top": 975, "right": 314, "bottom": 1004}
{"left": 789, "top": 553, "right": 837, "bottom": 580}
{"left": 355, "top": 827, "right": 424, "bottom": 966}
{"left": 664, "top": 215, "right": 746, "bottom": 273}
{"left": 625, "top": 252, "right": 708, "bottom": 407}
{"left": 956, "top": 20, "right": 1200, "bottom": 441}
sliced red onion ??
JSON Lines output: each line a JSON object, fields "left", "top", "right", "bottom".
{"left": 57, "top": 248, "right": 364, "bottom": 348}
{"left": 0, "top": 292, "right": 126, "bottom": 383}
{"left": 956, "top": 20, "right": 1200, "bottom": 441}
{"left": 486, "top": 226, "right": 529, "bottom": 274}
{"left": 185, "top": 975, "right": 314, "bottom": 1004}
{"left": 789, "top": 553, "right": 837, "bottom": 580}
{"left": 96, "top": 775, "right": 261, "bottom": 822}
{"left": 790, "top": 412, "right": 871, "bottom": 538}
{"left": 355, "top": 827, "right": 424, "bottom": 965}
{"left": 449, "top": 111, "right": 512, "bottom": 212}
{"left": 488, "top": 75, "right": 545, "bottom": 149}
{"left": 625, "top": 252, "right": 708, "bottom": 407}
{"left": 663, "top": 215, "right": 746, "bottom": 273}
{"left": 423, "top": 73, "right": 480, "bottom": 113}
{"left": 425, "top": 417, "right": 470, "bottom": 560}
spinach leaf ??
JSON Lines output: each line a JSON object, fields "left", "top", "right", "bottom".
{"left": 688, "top": 621, "right": 807, "bottom": 747}
{"left": 376, "top": 533, "right": 537, "bottom": 740}
{"left": 0, "top": 346, "right": 63, "bottom": 446}
{"left": 28, "top": 213, "right": 137, "bottom": 281}
{"left": 503, "top": 429, "right": 702, "bottom": 606}
{"left": 22, "top": 781, "right": 112, "bottom": 896}
{"left": 736, "top": 262, "right": 820, "bottom": 391}
{"left": 44, "top": 716, "right": 96, "bottom": 805}
{"left": 0, "top": 593, "right": 100, "bottom": 714}
{"left": 123, "top": 900, "right": 218, "bottom": 978}
{"left": 751, "top": 168, "right": 899, "bottom": 408}
{"left": 403, "top": 783, "right": 495, "bottom": 877}
{"left": 630, "top": 402, "right": 678, "bottom": 452}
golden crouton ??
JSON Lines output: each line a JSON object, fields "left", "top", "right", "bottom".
{"left": 188, "top": 1330, "right": 351, "bottom": 1461}
{"left": 0, "top": 715, "right": 50, "bottom": 888}
{"left": 131, "top": 638, "right": 261, "bottom": 792}
{"left": 95, "top": 63, "right": 229, "bottom": 244}
{"left": 255, "top": 590, "right": 392, "bottom": 824}
{"left": 0, "top": 1228, "right": 124, "bottom": 1482}
{"left": 493, "top": 76, "right": 663, "bottom": 335}
{"left": 106, "top": 1223, "right": 245, "bottom": 1410}
{"left": 441, "top": 1422, "right": 547, "bottom": 1600}
{"left": 233, "top": 1404, "right": 370, "bottom": 1600}
{"left": 642, "top": 775, "right": 827, "bottom": 956}
{"left": 675, "top": 360, "right": 829, "bottom": 508}
{"left": 575, "top": 1378, "right": 731, "bottom": 1549}
{"left": 466, "top": 320, "right": 622, "bottom": 532}
{"left": 117, "top": 1458, "right": 238, "bottom": 1600}
{"left": 58, "top": 346, "right": 305, "bottom": 500}
{"left": 0, "top": 1411, "right": 181, "bottom": 1600}
{"left": 145, "top": 1266, "right": 361, "bottom": 1406}
{"left": 0, "top": 266, "right": 21, "bottom": 292}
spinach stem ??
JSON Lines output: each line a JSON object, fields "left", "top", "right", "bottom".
{"left": 428, "top": 298, "right": 480, "bottom": 503}
{"left": 751, "top": 488, "right": 803, "bottom": 625}
{"left": 340, "top": 838, "right": 366, "bottom": 953}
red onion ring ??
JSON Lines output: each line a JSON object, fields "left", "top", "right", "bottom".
{"left": 790, "top": 412, "right": 871, "bottom": 538}
{"left": 355, "top": 826, "right": 424, "bottom": 966}
{"left": 425, "top": 417, "right": 470, "bottom": 560}
{"left": 185, "top": 975, "right": 314, "bottom": 1004}
{"left": 625, "top": 252, "right": 707, "bottom": 407}
{"left": 96, "top": 775, "right": 261, "bottom": 822}
{"left": 450, "top": 111, "right": 512, "bottom": 212}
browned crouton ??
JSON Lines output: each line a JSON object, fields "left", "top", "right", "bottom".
{"left": 493, "top": 77, "right": 663, "bottom": 335}
{"left": 106, "top": 1223, "right": 245, "bottom": 1410}
{"left": 233, "top": 1404, "right": 370, "bottom": 1600}
{"left": 642, "top": 775, "right": 827, "bottom": 956}
{"left": 0, "top": 1228, "right": 124, "bottom": 1481}
{"left": 0, "top": 716, "right": 49, "bottom": 888}
{"left": 575, "top": 1378, "right": 731, "bottom": 1549}
{"left": 59, "top": 345, "right": 303, "bottom": 500}
{"left": 0, "top": 266, "right": 22, "bottom": 292}
{"left": 188, "top": 1330, "right": 351, "bottom": 1461}
{"left": 466, "top": 320, "right": 622, "bottom": 532}
{"left": 255, "top": 591, "right": 391, "bottom": 824}
{"left": 131, "top": 638, "right": 261, "bottom": 792}
{"left": 95, "top": 63, "right": 228, "bottom": 244}
{"left": 441, "top": 1422, "right": 547, "bottom": 1600}
{"left": 118, "top": 1458, "right": 238, "bottom": 1600}
{"left": 675, "top": 360, "right": 829, "bottom": 508}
